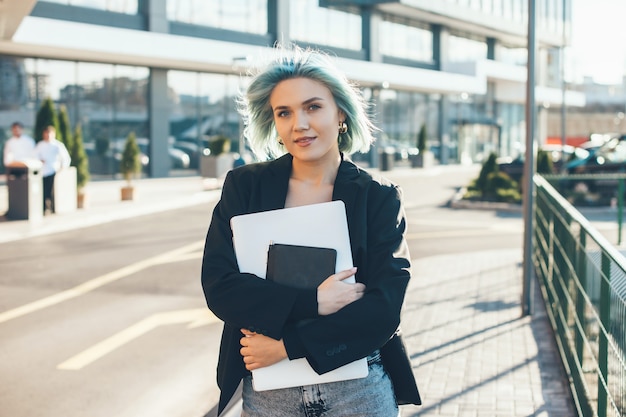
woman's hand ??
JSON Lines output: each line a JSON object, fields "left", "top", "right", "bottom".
{"left": 317, "top": 267, "right": 365, "bottom": 315}
{"left": 240, "top": 329, "right": 288, "bottom": 370}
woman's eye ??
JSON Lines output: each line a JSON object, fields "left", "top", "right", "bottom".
{"left": 308, "top": 104, "right": 321, "bottom": 111}
{"left": 276, "top": 110, "right": 290, "bottom": 118}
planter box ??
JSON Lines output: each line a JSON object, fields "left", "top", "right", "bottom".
{"left": 53, "top": 166, "right": 77, "bottom": 214}
{"left": 200, "top": 154, "right": 234, "bottom": 178}
{"left": 411, "top": 151, "right": 435, "bottom": 168}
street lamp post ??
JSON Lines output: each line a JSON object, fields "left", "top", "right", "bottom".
{"left": 560, "top": 0, "right": 568, "bottom": 173}
{"left": 522, "top": 0, "right": 537, "bottom": 317}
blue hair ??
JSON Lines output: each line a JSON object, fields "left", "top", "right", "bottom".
{"left": 238, "top": 46, "right": 376, "bottom": 160}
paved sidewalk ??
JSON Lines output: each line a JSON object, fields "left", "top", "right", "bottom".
{"left": 400, "top": 250, "right": 575, "bottom": 417}
{"left": 218, "top": 252, "right": 576, "bottom": 417}
{"left": 0, "top": 170, "right": 577, "bottom": 417}
{"left": 0, "top": 176, "right": 223, "bottom": 243}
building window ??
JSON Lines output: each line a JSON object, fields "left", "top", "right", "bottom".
{"left": 40, "top": 0, "right": 138, "bottom": 14}
{"left": 167, "top": 0, "right": 267, "bottom": 34}
{"left": 449, "top": 33, "right": 487, "bottom": 62}
{"left": 496, "top": 44, "right": 527, "bottom": 66}
{"left": 291, "top": 0, "right": 361, "bottom": 50}
{"left": 168, "top": 70, "right": 243, "bottom": 154}
{"left": 380, "top": 19, "right": 433, "bottom": 62}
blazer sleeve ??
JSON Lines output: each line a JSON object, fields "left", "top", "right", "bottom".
{"left": 201, "top": 170, "right": 318, "bottom": 340}
{"left": 282, "top": 183, "right": 411, "bottom": 374}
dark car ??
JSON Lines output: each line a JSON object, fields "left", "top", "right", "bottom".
{"left": 566, "top": 135, "right": 626, "bottom": 175}
{"left": 498, "top": 144, "right": 589, "bottom": 183}
{"left": 565, "top": 135, "right": 626, "bottom": 201}
{"left": 172, "top": 141, "right": 201, "bottom": 169}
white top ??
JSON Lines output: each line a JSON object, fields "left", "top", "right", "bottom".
{"left": 3, "top": 134, "right": 36, "bottom": 166}
{"left": 35, "top": 139, "right": 71, "bottom": 177}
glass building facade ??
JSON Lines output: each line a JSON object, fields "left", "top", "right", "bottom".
{"left": 0, "top": 0, "right": 580, "bottom": 177}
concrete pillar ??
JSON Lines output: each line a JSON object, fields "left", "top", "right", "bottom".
{"left": 361, "top": 7, "right": 382, "bottom": 63}
{"left": 139, "top": 0, "right": 168, "bottom": 33}
{"left": 438, "top": 96, "right": 451, "bottom": 165}
{"left": 148, "top": 69, "right": 170, "bottom": 178}
{"left": 435, "top": 25, "right": 452, "bottom": 164}
{"left": 268, "top": 0, "right": 290, "bottom": 45}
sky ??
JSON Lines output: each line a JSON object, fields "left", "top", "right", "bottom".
{"left": 569, "top": 0, "right": 626, "bottom": 84}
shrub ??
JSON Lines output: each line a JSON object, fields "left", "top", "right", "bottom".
{"left": 208, "top": 135, "right": 231, "bottom": 156}
{"left": 34, "top": 97, "right": 59, "bottom": 143}
{"left": 536, "top": 149, "right": 554, "bottom": 174}
{"left": 58, "top": 105, "right": 74, "bottom": 152}
{"left": 417, "top": 124, "right": 428, "bottom": 153}
{"left": 475, "top": 152, "right": 499, "bottom": 194}
{"left": 464, "top": 153, "right": 521, "bottom": 204}
{"left": 71, "top": 124, "right": 90, "bottom": 191}
{"left": 120, "top": 131, "right": 141, "bottom": 184}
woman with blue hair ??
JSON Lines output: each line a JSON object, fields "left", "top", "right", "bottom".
{"left": 201, "top": 45, "right": 420, "bottom": 416}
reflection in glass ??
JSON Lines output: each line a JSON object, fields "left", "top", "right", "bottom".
{"left": 369, "top": 87, "right": 438, "bottom": 165}
{"left": 497, "top": 45, "right": 527, "bottom": 66}
{"left": 291, "top": 0, "right": 361, "bottom": 50}
{"left": 72, "top": 62, "right": 148, "bottom": 177}
{"left": 168, "top": 70, "right": 243, "bottom": 162}
{"left": 380, "top": 20, "right": 432, "bottom": 62}
{"left": 167, "top": 0, "right": 267, "bottom": 34}
{"left": 449, "top": 34, "right": 487, "bottom": 62}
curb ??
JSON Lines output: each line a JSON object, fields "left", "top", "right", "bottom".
{"left": 448, "top": 187, "right": 523, "bottom": 212}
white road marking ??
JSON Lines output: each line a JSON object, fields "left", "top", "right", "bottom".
{"left": 57, "top": 308, "right": 218, "bottom": 370}
{"left": 0, "top": 241, "right": 204, "bottom": 324}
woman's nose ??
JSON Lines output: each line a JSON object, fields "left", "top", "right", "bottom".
{"left": 293, "top": 111, "right": 309, "bottom": 131}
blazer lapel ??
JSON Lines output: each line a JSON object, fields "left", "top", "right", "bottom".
{"left": 332, "top": 158, "right": 364, "bottom": 213}
{"left": 260, "top": 153, "right": 292, "bottom": 211}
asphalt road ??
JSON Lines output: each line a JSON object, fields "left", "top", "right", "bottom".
{"left": 0, "top": 164, "right": 527, "bottom": 417}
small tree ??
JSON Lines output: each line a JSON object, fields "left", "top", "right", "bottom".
{"left": 57, "top": 105, "right": 74, "bottom": 152}
{"left": 475, "top": 152, "right": 499, "bottom": 194}
{"left": 465, "top": 152, "right": 521, "bottom": 203}
{"left": 71, "top": 123, "right": 90, "bottom": 191}
{"left": 208, "top": 135, "right": 231, "bottom": 156}
{"left": 536, "top": 149, "right": 554, "bottom": 175}
{"left": 34, "top": 97, "right": 59, "bottom": 143}
{"left": 120, "top": 131, "right": 141, "bottom": 184}
{"left": 417, "top": 124, "right": 428, "bottom": 154}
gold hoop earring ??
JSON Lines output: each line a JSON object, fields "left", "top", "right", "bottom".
{"left": 277, "top": 137, "right": 284, "bottom": 146}
{"left": 338, "top": 121, "right": 348, "bottom": 134}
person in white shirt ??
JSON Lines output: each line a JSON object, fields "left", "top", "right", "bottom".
{"left": 35, "top": 125, "right": 71, "bottom": 213}
{"left": 3, "top": 121, "right": 36, "bottom": 167}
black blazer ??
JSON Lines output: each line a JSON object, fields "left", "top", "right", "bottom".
{"left": 201, "top": 154, "right": 420, "bottom": 413}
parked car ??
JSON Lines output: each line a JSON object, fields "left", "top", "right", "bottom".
{"left": 498, "top": 144, "right": 589, "bottom": 183}
{"left": 172, "top": 141, "right": 201, "bottom": 169}
{"left": 578, "top": 132, "right": 615, "bottom": 152}
{"left": 168, "top": 147, "right": 191, "bottom": 169}
{"left": 566, "top": 135, "right": 626, "bottom": 175}
{"left": 84, "top": 141, "right": 150, "bottom": 176}
{"left": 134, "top": 138, "right": 190, "bottom": 170}
{"left": 565, "top": 134, "right": 626, "bottom": 202}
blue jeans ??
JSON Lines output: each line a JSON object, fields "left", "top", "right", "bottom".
{"left": 241, "top": 351, "right": 398, "bottom": 417}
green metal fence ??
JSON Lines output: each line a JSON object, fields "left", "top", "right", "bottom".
{"left": 533, "top": 175, "right": 626, "bottom": 417}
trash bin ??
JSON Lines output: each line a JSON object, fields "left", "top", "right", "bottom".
{"left": 6, "top": 160, "right": 43, "bottom": 221}
{"left": 380, "top": 147, "right": 395, "bottom": 171}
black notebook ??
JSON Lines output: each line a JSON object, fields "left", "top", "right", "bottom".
{"left": 266, "top": 243, "right": 337, "bottom": 289}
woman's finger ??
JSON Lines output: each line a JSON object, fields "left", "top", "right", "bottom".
{"left": 333, "top": 267, "right": 357, "bottom": 281}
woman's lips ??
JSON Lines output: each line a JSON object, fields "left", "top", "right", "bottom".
{"left": 293, "top": 137, "right": 315, "bottom": 146}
